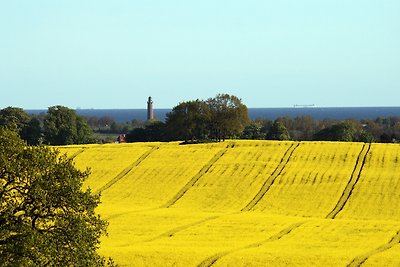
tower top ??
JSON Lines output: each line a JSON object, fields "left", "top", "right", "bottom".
{"left": 147, "top": 96, "right": 154, "bottom": 120}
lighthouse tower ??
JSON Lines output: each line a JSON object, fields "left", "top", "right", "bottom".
{"left": 147, "top": 96, "right": 154, "bottom": 120}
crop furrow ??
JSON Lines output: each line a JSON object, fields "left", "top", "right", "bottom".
{"left": 241, "top": 142, "right": 300, "bottom": 211}
{"left": 197, "top": 221, "right": 305, "bottom": 267}
{"left": 142, "top": 215, "right": 220, "bottom": 243}
{"left": 347, "top": 229, "right": 400, "bottom": 267}
{"left": 94, "top": 145, "right": 159, "bottom": 194}
{"left": 162, "top": 147, "right": 229, "bottom": 208}
{"left": 326, "top": 143, "right": 371, "bottom": 219}
{"left": 68, "top": 147, "right": 88, "bottom": 159}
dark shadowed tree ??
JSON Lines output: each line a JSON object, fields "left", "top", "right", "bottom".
{"left": 76, "top": 116, "right": 96, "bottom": 144}
{"left": 266, "top": 120, "right": 291, "bottom": 140}
{"left": 43, "top": 106, "right": 94, "bottom": 145}
{"left": 165, "top": 100, "right": 210, "bottom": 141}
{"left": 0, "top": 128, "right": 114, "bottom": 266}
{"left": 126, "top": 127, "right": 147, "bottom": 142}
{"left": 0, "top": 107, "right": 43, "bottom": 145}
{"left": 144, "top": 121, "right": 167, "bottom": 141}
{"left": 21, "top": 117, "right": 43, "bottom": 145}
{"left": 241, "top": 120, "right": 267, "bottom": 139}
{"left": 0, "top": 107, "right": 30, "bottom": 135}
{"left": 207, "top": 94, "right": 250, "bottom": 141}
{"left": 357, "top": 130, "right": 375, "bottom": 143}
{"left": 126, "top": 121, "right": 166, "bottom": 142}
{"left": 314, "top": 121, "right": 357, "bottom": 142}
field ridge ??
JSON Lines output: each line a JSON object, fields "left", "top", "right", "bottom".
{"left": 95, "top": 145, "right": 159, "bottom": 194}
{"left": 197, "top": 221, "right": 306, "bottom": 267}
{"left": 143, "top": 215, "right": 221, "bottom": 243}
{"left": 347, "top": 229, "right": 400, "bottom": 267}
{"left": 326, "top": 143, "right": 371, "bottom": 219}
{"left": 69, "top": 148, "right": 88, "bottom": 159}
{"left": 163, "top": 145, "right": 231, "bottom": 208}
{"left": 242, "top": 142, "right": 300, "bottom": 211}
{"left": 59, "top": 141, "right": 400, "bottom": 266}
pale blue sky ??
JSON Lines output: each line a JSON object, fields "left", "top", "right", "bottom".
{"left": 1, "top": 1, "right": 399, "bottom": 109}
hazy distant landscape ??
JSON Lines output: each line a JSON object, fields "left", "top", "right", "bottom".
{"left": 26, "top": 107, "right": 400, "bottom": 123}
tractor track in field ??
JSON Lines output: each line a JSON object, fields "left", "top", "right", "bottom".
{"left": 241, "top": 142, "right": 300, "bottom": 211}
{"left": 141, "top": 215, "right": 221, "bottom": 243}
{"left": 326, "top": 143, "right": 371, "bottom": 219}
{"left": 162, "top": 144, "right": 232, "bottom": 208}
{"left": 197, "top": 221, "right": 306, "bottom": 267}
{"left": 95, "top": 145, "right": 159, "bottom": 194}
{"left": 68, "top": 147, "right": 88, "bottom": 159}
{"left": 347, "top": 229, "right": 400, "bottom": 267}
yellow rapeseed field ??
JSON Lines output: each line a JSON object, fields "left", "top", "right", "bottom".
{"left": 252, "top": 142, "right": 364, "bottom": 217}
{"left": 58, "top": 140, "right": 400, "bottom": 266}
{"left": 337, "top": 143, "right": 400, "bottom": 221}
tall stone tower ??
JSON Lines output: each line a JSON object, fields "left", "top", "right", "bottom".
{"left": 147, "top": 96, "right": 154, "bottom": 120}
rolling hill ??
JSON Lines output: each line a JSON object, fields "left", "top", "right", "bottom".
{"left": 58, "top": 140, "right": 400, "bottom": 266}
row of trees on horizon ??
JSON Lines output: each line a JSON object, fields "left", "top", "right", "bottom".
{"left": 1, "top": 94, "right": 400, "bottom": 145}
{"left": 0, "top": 105, "right": 95, "bottom": 145}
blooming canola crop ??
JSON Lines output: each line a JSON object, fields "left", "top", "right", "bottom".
{"left": 59, "top": 140, "right": 400, "bottom": 266}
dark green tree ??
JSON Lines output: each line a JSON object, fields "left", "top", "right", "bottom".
{"left": 126, "top": 121, "right": 166, "bottom": 142}
{"left": 0, "top": 107, "right": 30, "bottom": 134}
{"left": 165, "top": 100, "right": 210, "bottom": 141}
{"left": 0, "top": 107, "right": 43, "bottom": 145}
{"left": 207, "top": 94, "right": 250, "bottom": 141}
{"left": 21, "top": 117, "right": 43, "bottom": 145}
{"left": 126, "top": 127, "right": 147, "bottom": 142}
{"left": 241, "top": 121, "right": 267, "bottom": 139}
{"left": 266, "top": 120, "right": 291, "bottom": 140}
{"left": 145, "top": 121, "right": 167, "bottom": 141}
{"left": 357, "top": 130, "right": 376, "bottom": 143}
{"left": 0, "top": 128, "right": 114, "bottom": 266}
{"left": 76, "top": 116, "right": 96, "bottom": 144}
{"left": 43, "top": 106, "right": 94, "bottom": 145}
{"left": 314, "top": 121, "right": 357, "bottom": 142}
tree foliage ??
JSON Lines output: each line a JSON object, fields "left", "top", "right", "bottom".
{"left": 163, "top": 94, "right": 250, "bottom": 142}
{"left": 126, "top": 121, "right": 167, "bottom": 142}
{"left": 165, "top": 100, "right": 210, "bottom": 141}
{"left": 207, "top": 94, "right": 250, "bottom": 141}
{"left": 314, "top": 121, "right": 357, "bottom": 142}
{"left": 0, "top": 107, "right": 30, "bottom": 134}
{"left": 0, "top": 107, "right": 43, "bottom": 145}
{"left": 266, "top": 120, "right": 291, "bottom": 140}
{"left": 0, "top": 128, "right": 113, "bottom": 266}
{"left": 241, "top": 120, "right": 267, "bottom": 140}
{"left": 21, "top": 117, "right": 43, "bottom": 145}
{"left": 43, "top": 105, "right": 95, "bottom": 145}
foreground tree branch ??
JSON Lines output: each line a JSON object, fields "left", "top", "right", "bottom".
{"left": 0, "top": 128, "right": 115, "bottom": 267}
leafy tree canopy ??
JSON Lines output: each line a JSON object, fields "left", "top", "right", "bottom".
{"left": 165, "top": 100, "right": 211, "bottom": 141}
{"left": 314, "top": 121, "right": 357, "bottom": 142}
{"left": 0, "top": 107, "right": 43, "bottom": 145}
{"left": 0, "top": 128, "right": 114, "bottom": 266}
{"left": 266, "top": 120, "right": 291, "bottom": 140}
{"left": 207, "top": 94, "right": 250, "bottom": 141}
{"left": 44, "top": 105, "right": 95, "bottom": 145}
{"left": 0, "top": 107, "right": 30, "bottom": 134}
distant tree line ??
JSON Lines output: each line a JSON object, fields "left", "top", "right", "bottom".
{"left": 85, "top": 116, "right": 145, "bottom": 135}
{"left": 0, "top": 106, "right": 96, "bottom": 145}
{"left": 125, "top": 96, "right": 400, "bottom": 143}
{"left": 241, "top": 116, "right": 400, "bottom": 143}
{"left": 2, "top": 98, "right": 400, "bottom": 145}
